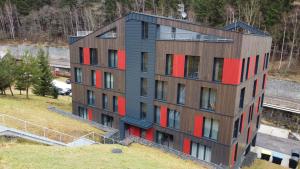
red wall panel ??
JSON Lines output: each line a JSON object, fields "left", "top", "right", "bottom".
{"left": 145, "top": 128, "right": 154, "bottom": 141}
{"left": 129, "top": 125, "right": 141, "bottom": 137}
{"left": 118, "top": 96, "right": 126, "bottom": 116}
{"left": 263, "top": 74, "right": 267, "bottom": 89}
{"left": 160, "top": 106, "right": 168, "bottom": 127}
{"left": 183, "top": 138, "right": 191, "bottom": 154}
{"left": 248, "top": 126, "right": 252, "bottom": 144}
{"left": 172, "top": 54, "right": 185, "bottom": 77}
{"left": 87, "top": 108, "right": 93, "bottom": 121}
{"left": 255, "top": 79, "right": 258, "bottom": 96}
{"left": 83, "top": 48, "right": 90, "bottom": 65}
{"left": 96, "top": 70, "right": 102, "bottom": 88}
{"left": 222, "top": 58, "right": 242, "bottom": 85}
{"left": 241, "top": 112, "right": 246, "bottom": 134}
{"left": 256, "top": 97, "right": 260, "bottom": 114}
{"left": 193, "top": 114, "right": 203, "bottom": 138}
{"left": 117, "top": 50, "right": 126, "bottom": 70}
{"left": 247, "top": 56, "right": 254, "bottom": 79}
{"left": 231, "top": 143, "right": 236, "bottom": 167}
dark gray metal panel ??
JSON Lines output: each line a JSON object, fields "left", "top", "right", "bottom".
{"left": 125, "top": 15, "right": 157, "bottom": 123}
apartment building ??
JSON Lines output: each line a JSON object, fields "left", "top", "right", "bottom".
{"left": 69, "top": 12, "right": 272, "bottom": 168}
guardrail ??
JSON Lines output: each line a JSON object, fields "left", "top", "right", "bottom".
{"left": 73, "top": 131, "right": 118, "bottom": 144}
{"left": 0, "top": 113, "right": 76, "bottom": 143}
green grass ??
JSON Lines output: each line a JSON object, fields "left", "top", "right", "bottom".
{"left": 0, "top": 140, "right": 205, "bottom": 169}
{"left": 243, "top": 159, "right": 287, "bottom": 169}
{"left": 0, "top": 88, "right": 104, "bottom": 142}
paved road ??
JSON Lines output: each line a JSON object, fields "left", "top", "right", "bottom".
{"left": 266, "top": 78, "right": 300, "bottom": 101}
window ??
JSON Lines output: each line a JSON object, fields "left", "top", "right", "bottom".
{"left": 140, "top": 102, "right": 147, "bottom": 120}
{"left": 165, "top": 54, "right": 173, "bottom": 75}
{"left": 91, "top": 70, "right": 96, "bottom": 86}
{"left": 200, "top": 87, "right": 216, "bottom": 111}
{"left": 246, "top": 57, "right": 250, "bottom": 80}
{"left": 79, "top": 47, "right": 83, "bottom": 64}
{"left": 104, "top": 72, "right": 114, "bottom": 89}
{"left": 233, "top": 143, "right": 238, "bottom": 162}
{"left": 156, "top": 131, "right": 173, "bottom": 148}
{"left": 239, "top": 113, "right": 244, "bottom": 133}
{"left": 87, "top": 90, "right": 95, "bottom": 106}
{"left": 141, "top": 78, "right": 148, "bottom": 97}
{"left": 256, "top": 115, "right": 260, "bottom": 129}
{"left": 108, "top": 50, "right": 118, "bottom": 68}
{"left": 155, "top": 80, "right": 167, "bottom": 101}
{"left": 78, "top": 106, "right": 87, "bottom": 119}
{"left": 246, "top": 127, "right": 250, "bottom": 144}
{"left": 185, "top": 56, "right": 199, "bottom": 79}
{"left": 190, "top": 142, "right": 212, "bottom": 162}
{"left": 265, "top": 53, "right": 270, "bottom": 69}
{"left": 167, "top": 109, "right": 180, "bottom": 129}
{"left": 154, "top": 106, "right": 160, "bottom": 124}
{"left": 262, "top": 74, "right": 266, "bottom": 89}
{"left": 252, "top": 80, "right": 257, "bottom": 97}
{"left": 101, "top": 114, "right": 113, "bottom": 127}
{"left": 171, "top": 27, "right": 176, "bottom": 39}
{"left": 90, "top": 48, "right": 98, "bottom": 65}
{"left": 248, "top": 104, "right": 254, "bottom": 124}
{"left": 239, "top": 87, "right": 245, "bottom": 108}
{"left": 177, "top": 84, "right": 185, "bottom": 105}
{"left": 102, "top": 94, "right": 108, "bottom": 110}
{"left": 141, "top": 52, "right": 148, "bottom": 72}
{"left": 233, "top": 118, "right": 239, "bottom": 138}
{"left": 74, "top": 68, "right": 82, "bottom": 83}
{"left": 213, "top": 58, "right": 224, "bottom": 82}
{"left": 241, "top": 58, "right": 245, "bottom": 82}
{"left": 113, "top": 96, "right": 118, "bottom": 112}
{"left": 255, "top": 55, "right": 259, "bottom": 75}
{"left": 98, "top": 28, "right": 117, "bottom": 39}
{"left": 141, "top": 21, "right": 148, "bottom": 39}
{"left": 203, "top": 118, "right": 219, "bottom": 140}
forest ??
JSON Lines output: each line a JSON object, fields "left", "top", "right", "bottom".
{"left": 0, "top": 0, "right": 299, "bottom": 74}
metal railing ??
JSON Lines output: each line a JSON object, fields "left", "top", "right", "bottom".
{"left": 73, "top": 131, "right": 118, "bottom": 144}
{"left": 264, "top": 97, "right": 300, "bottom": 111}
{"left": 0, "top": 113, "right": 76, "bottom": 143}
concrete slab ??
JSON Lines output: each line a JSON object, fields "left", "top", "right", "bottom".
{"left": 258, "top": 124, "right": 290, "bottom": 139}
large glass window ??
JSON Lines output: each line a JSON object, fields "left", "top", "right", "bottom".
{"left": 241, "top": 58, "right": 245, "bottom": 82}
{"left": 113, "top": 96, "right": 118, "bottom": 112}
{"left": 239, "top": 113, "right": 244, "bottom": 133}
{"left": 203, "top": 118, "right": 219, "bottom": 140}
{"left": 262, "top": 74, "right": 266, "bottom": 89}
{"left": 79, "top": 47, "right": 83, "bottom": 64}
{"left": 239, "top": 87, "right": 245, "bottom": 108}
{"left": 165, "top": 54, "right": 173, "bottom": 75}
{"left": 101, "top": 114, "right": 113, "bottom": 127}
{"left": 167, "top": 109, "right": 180, "bottom": 130}
{"left": 108, "top": 50, "right": 118, "bottom": 68}
{"left": 200, "top": 87, "right": 216, "bottom": 111}
{"left": 190, "top": 142, "right": 212, "bottom": 162}
{"left": 156, "top": 131, "right": 173, "bottom": 148}
{"left": 141, "top": 21, "right": 148, "bottom": 39}
{"left": 87, "top": 90, "right": 95, "bottom": 106}
{"left": 102, "top": 94, "right": 108, "bottom": 110}
{"left": 141, "top": 78, "right": 148, "bottom": 97}
{"left": 154, "top": 106, "right": 160, "bottom": 124}
{"left": 246, "top": 57, "right": 250, "bottom": 80}
{"left": 233, "top": 118, "right": 239, "bottom": 138}
{"left": 155, "top": 80, "right": 167, "bottom": 101}
{"left": 90, "top": 48, "right": 98, "bottom": 65}
{"left": 104, "top": 72, "right": 114, "bottom": 89}
{"left": 78, "top": 106, "right": 87, "bottom": 119}
{"left": 74, "top": 68, "right": 82, "bottom": 83}
{"left": 185, "top": 56, "right": 199, "bottom": 79}
{"left": 252, "top": 80, "right": 257, "bottom": 97}
{"left": 177, "top": 84, "right": 185, "bottom": 105}
{"left": 248, "top": 104, "right": 254, "bottom": 124}
{"left": 213, "top": 58, "right": 224, "bottom": 82}
{"left": 91, "top": 70, "right": 96, "bottom": 86}
{"left": 141, "top": 52, "right": 148, "bottom": 72}
{"left": 140, "top": 102, "right": 147, "bottom": 120}
{"left": 255, "top": 55, "right": 259, "bottom": 75}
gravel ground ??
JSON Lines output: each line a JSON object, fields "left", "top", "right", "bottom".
{"left": 266, "top": 78, "right": 300, "bottom": 101}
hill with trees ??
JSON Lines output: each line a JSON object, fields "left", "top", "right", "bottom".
{"left": 0, "top": 0, "right": 299, "bottom": 75}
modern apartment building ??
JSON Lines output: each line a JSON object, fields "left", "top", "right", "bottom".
{"left": 69, "top": 12, "right": 271, "bottom": 168}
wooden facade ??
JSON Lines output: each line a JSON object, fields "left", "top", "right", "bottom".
{"left": 69, "top": 12, "right": 272, "bottom": 168}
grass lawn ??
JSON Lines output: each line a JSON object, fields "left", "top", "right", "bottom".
{"left": 0, "top": 88, "right": 104, "bottom": 142}
{"left": 243, "top": 159, "right": 287, "bottom": 169}
{"left": 0, "top": 138, "right": 205, "bottom": 169}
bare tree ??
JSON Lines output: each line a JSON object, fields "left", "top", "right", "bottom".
{"left": 286, "top": 10, "right": 298, "bottom": 71}
{"left": 5, "top": 0, "right": 15, "bottom": 39}
{"left": 279, "top": 15, "right": 287, "bottom": 70}
{"left": 240, "top": 0, "right": 259, "bottom": 26}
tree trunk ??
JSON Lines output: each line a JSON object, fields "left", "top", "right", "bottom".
{"left": 279, "top": 17, "right": 287, "bottom": 70}
{"left": 19, "top": 89, "right": 21, "bottom": 95}
{"left": 286, "top": 11, "right": 298, "bottom": 71}
{"left": 26, "top": 87, "right": 29, "bottom": 99}
{"left": 9, "top": 86, "right": 13, "bottom": 96}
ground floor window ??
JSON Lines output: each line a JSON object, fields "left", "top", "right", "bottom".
{"left": 101, "top": 114, "right": 113, "bottom": 127}
{"left": 78, "top": 106, "right": 87, "bottom": 119}
{"left": 190, "top": 141, "right": 212, "bottom": 162}
{"left": 156, "top": 131, "right": 173, "bottom": 148}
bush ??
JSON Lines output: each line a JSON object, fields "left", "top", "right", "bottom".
{"left": 51, "top": 87, "right": 59, "bottom": 99}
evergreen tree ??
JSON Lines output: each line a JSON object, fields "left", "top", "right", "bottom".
{"left": 32, "top": 48, "right": 53, "bottom": 96}
{"left": 0, "top": 51, "right": 17, "bottom": 96}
